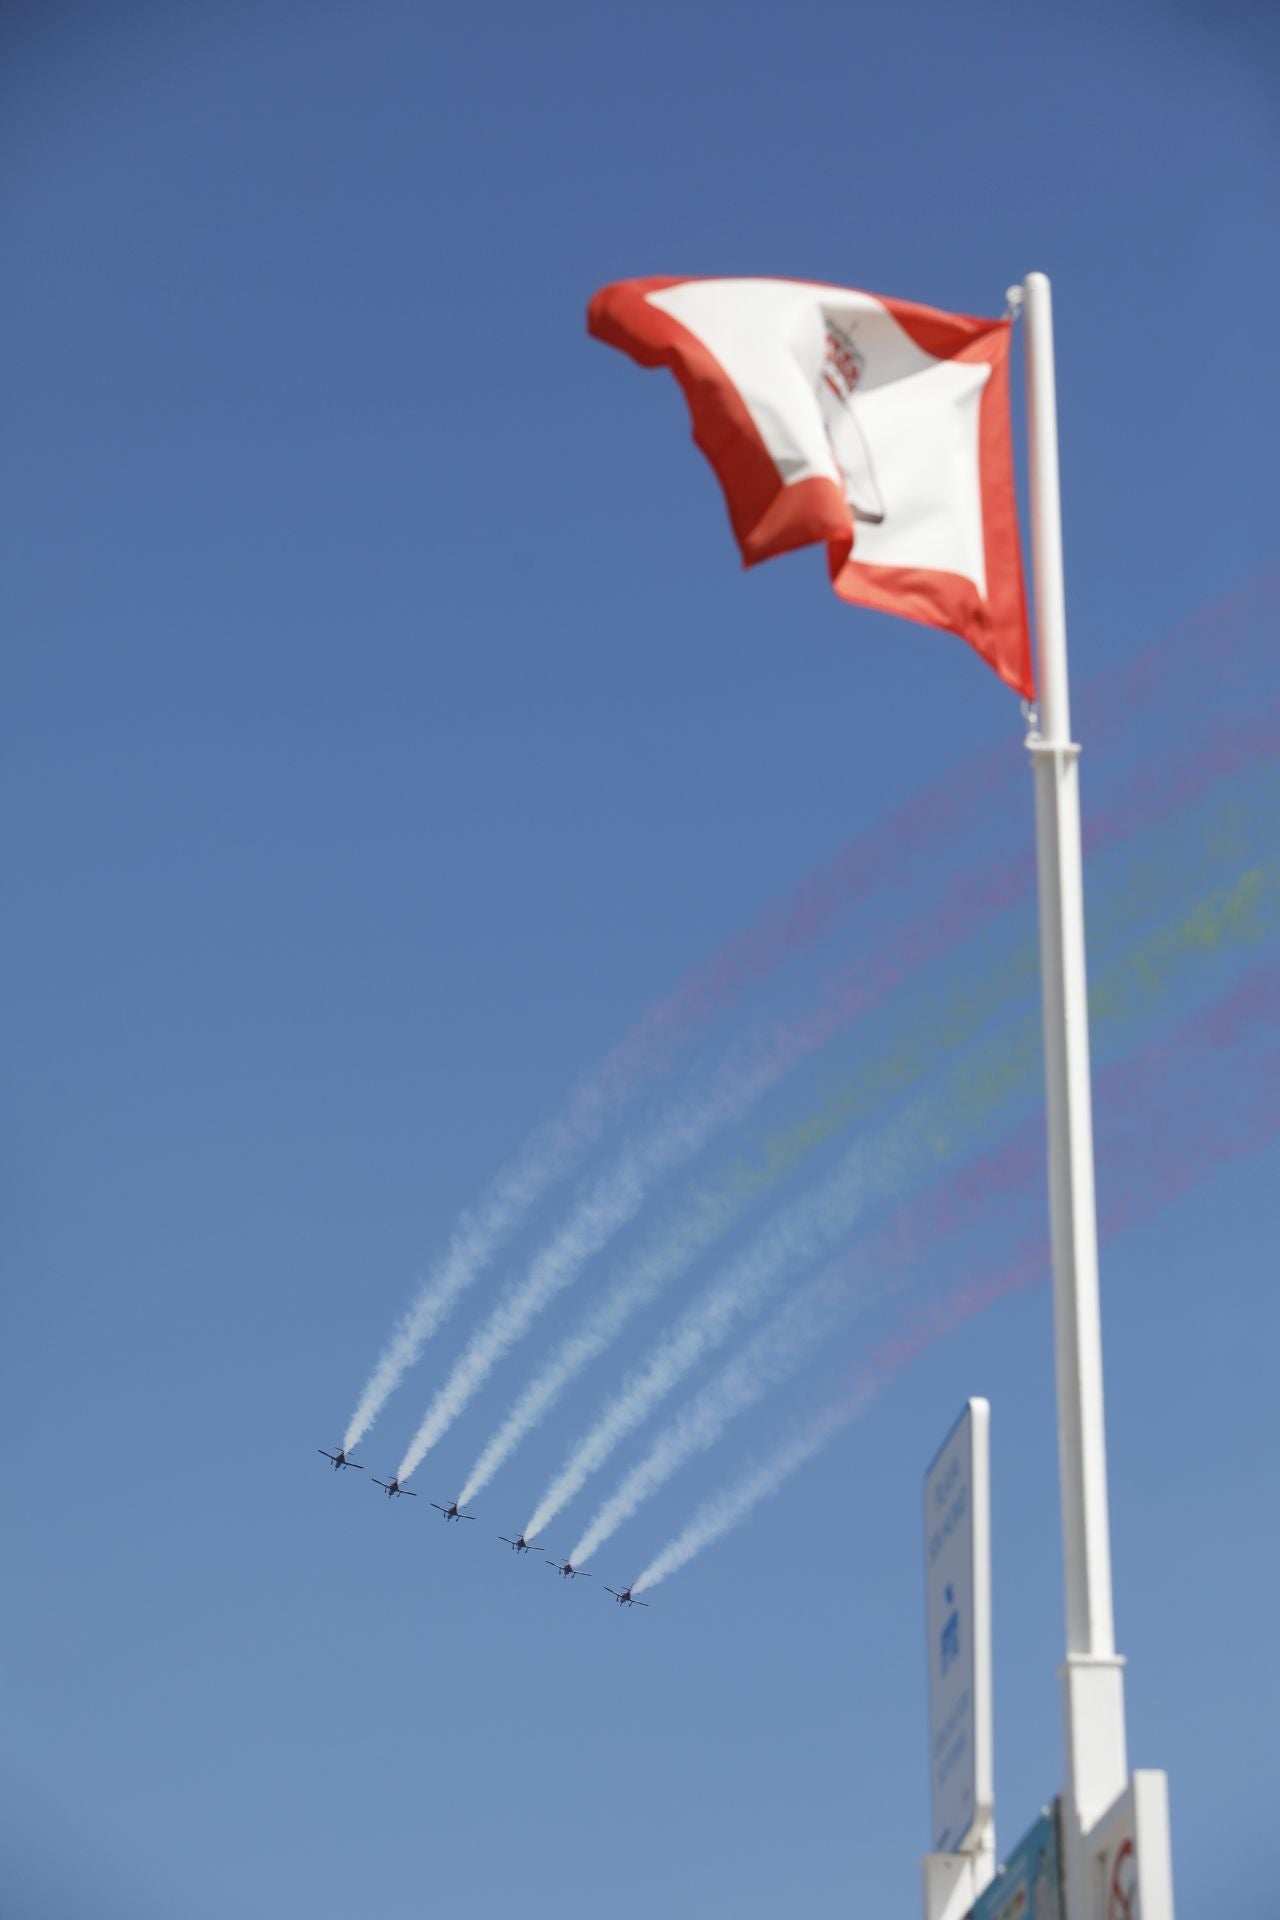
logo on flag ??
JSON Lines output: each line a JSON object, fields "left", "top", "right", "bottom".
{"left": 818, "top": 314, "right": 885, "bottom": 526}
{"left": 588, "top": 275, "right": 1032, "bottom": 698}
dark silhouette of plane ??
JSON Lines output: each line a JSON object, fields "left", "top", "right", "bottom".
{"left": 430, "top": 1500, "right": 476, "bottom": 1523}
{"left": 318, "top": 1449, "right": 363, "bottom": 1472}
{"left": 605, "top": 1586, "right": 649, "bottom": 1609}
{"left": 499, "top": 1533, "right": 543, "bottom": 1554}
{"left": 373, "top": 1477, "right": 416, "bottom": 1499}
{"left": 548, "top": 1559, "right": 591, "bottom": 1580}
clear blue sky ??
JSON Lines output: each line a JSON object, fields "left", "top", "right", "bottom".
{"left": 3, "top": 4, "right": 1277, "bottom": 1916}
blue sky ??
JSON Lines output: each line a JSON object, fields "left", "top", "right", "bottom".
{"left": 3, "top": 4, "right": 1277, "bottom": 1917}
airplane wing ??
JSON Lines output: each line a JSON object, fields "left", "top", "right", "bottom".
{"left": 633, "top": 1600, "right": 649, "bottom": 1607}
{"left": 430, "top": 1503, "right": 447, "bottom": 1513}
{"left": 578, "top": 1570, "right": 592, "bottom": 1577}
{"left": 605, "top": 1588, "right": 620, "bottom": 1598}
{"left": 347, "top": 1461, "right": 364, "bottom": 1469}
{"left": 499, "top": 1536, "right": 514, "bottom": 1544}
{"left": 319, "top": 1450, "right": 337, "bottom": 1460}
{"left": 373, "top": 1480, "right": 390, "bottom": 1488}
{"left": 462, "top": 1514, "right": 476, "bottom": 1521}
{"left": 402, "top": 1489, "right": 418, "bottom": 1497}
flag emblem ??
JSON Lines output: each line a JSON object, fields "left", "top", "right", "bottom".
{"left": 819, "top": 314, "right": 885, "bottom": 526}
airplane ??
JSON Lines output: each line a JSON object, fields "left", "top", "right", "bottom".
{"left": 430, "top": 1500, "right": 477, "bottom": 1523}
{"left": 372, "top": 1477, "right": 417, "bottom": 1499}
{"left": 605, "top": 1585, "right": 649, "bottom": 1609}
{"left": 498, "top": 1534, "right": 543, "bottom": 1554}
{"left": 548, "top": 1559, "right": 591, "bottom": 1580}
{"left": 318, "top": 1448, "right": 363, "bottom": 1472}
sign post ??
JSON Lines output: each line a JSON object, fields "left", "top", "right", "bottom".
{"left": 921, "top": 1399, "right": 994, "bottom": 1920}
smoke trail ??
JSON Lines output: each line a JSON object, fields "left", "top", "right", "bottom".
{"left": 573, "top": 936, "right": 1279, "bottom": 1570}
{"left": 622, "top": 699, "right": 1280, "bottom": 1254}
{"left": 567, "top": 1259, "right": 897, "bottom": 1568}
{"left": 644, "top": 705, "right": 1280, "bottom": 1245}
{"left": 631, "top": 1398, "right": 875, "bottom": 1596}
{"left": 455, "top": 1193, "right": 731, "bottom": 1508}
{"left": 804, "top": 703, "right": 1280, "bottom": 1063}
{"left": 704, "top": 792, "right": 1277, "bottom": 1221}
{"left": 524, "top": 870, "right": 1277, "bottom": 1537}
{"left": 324, "top": 796, "right": 983, "bottom": 1457}
{"left": 342, "top": 1122, "right": 607, "bottom": 1453}
{"left": 414, "top": 882, "right": 1062, "bottom": 1494}
{"left": 344, "top": 966, "right": 861, "bottom": 1455}
{"left": 456, "top": 829, "right": 1275, "bottom": 1509}
{"left": 612, "top": 612, "right": 1275, "bottom": 1083}
{"left": 811, "top": 954, "right": 1280, "bottom": 1379}
{"left": 521, "top": 1124, "right": 893, "bottom": 1541}
{"left": 633, "top": 1018, "right": 1280, "bottom": 1594}
{"left": 345, "top": 633, "right": 1277, "bottom": 1448}
{"left": 524, "top": 1006, "right": 1045, "bottom": 1539}
{"left": 611, "top": 580, "right": 1273, "bottom": 1068}
{"left": 393, "top": 1030, "right": 822, "bottom": 1483}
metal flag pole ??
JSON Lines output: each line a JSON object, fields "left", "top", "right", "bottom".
{"left": 1020, "top": 271, "right": 1130, "bottom": 1911}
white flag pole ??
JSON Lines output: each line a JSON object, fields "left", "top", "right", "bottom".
{"left": 1021, "top": 271, "right": 1130, "bottom": 1908}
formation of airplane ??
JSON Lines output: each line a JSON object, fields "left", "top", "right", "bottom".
{"left": 318, "top": 1448, "right": 363, "bottom": 1472}
{"left": 318, "top": 1451, "right": 649, "bottom": 1606}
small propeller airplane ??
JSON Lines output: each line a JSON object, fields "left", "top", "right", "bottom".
{"left": 605, "top": 1585, "right": 649, "bottom": 1609}
{"left": 318, "top": 1448, "right": 363, "bottom": 1472}
{"left": 372, "top": 1477, "right": 416, "bottom": 1499}
{"left": 430, "top": 1500, "right": 477, "bottom": 1523}
{"left": 498, "top": 1533, "right": 543, "bottom": 1554}
{"left": 548, "top": 1559, "right": 591, "bottom": 1580}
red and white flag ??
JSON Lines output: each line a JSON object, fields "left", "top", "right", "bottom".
{"left": 589, "top": 276, "right": 1033, "bottom": 699}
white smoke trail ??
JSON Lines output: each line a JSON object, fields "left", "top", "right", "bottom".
{"left": 346, "top": 982, "right": 867, "bottom": 1459}
{"left": 568, "top": 1255, "right": 898, "bottom": 1568}
{"left": 632, "top": 1389, "right": 876, "bottom": 1595}
{"left": 623, "top": 954, "right": 1280, "bottom": 1598}
{"left": 395, "top": 1039, "right": 802, "bottom": 1483}
{"left": 456, "top": 826, "right": 1270, "bottom": 1511}
{"left": 456, "top": 1194, "right": 730, "bottom": 1509}
{"left": 342, "top": 1127, "right": 586, "bottom": 1454}
{"left": 522, "top": 1096, "right": 924, "bottom": 1543}
{"left": 347, "top": 706, "right": 1279, "bottom": 1459}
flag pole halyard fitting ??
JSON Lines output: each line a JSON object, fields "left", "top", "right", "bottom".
{"left": 1022, "top": 271, "right": 1130, "bottom": 1907}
